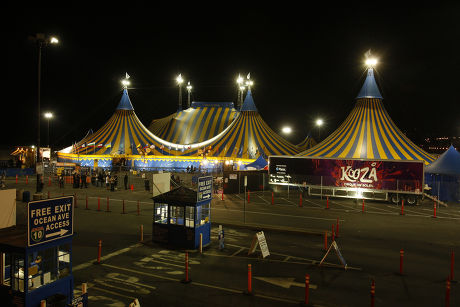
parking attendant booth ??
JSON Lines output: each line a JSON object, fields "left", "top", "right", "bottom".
{"left": 153, "top": 183, "right": 212, "bottom": 249}
{"left": 0, "top": 196, "right": 74, "bottom": 307}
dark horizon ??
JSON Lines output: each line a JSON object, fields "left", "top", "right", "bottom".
{"left": 6, "top": 5, "right": 460, "bottom": 150}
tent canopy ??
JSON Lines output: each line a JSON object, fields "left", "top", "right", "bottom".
{"left": 425, "top": 145, "right": 460, "bottom": 176}
{"left": 244, "top": 155, "right": 267, "bottom": 170}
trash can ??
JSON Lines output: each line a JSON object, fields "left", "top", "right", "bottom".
{"left": 22, "top": 191, "right": 30, "bottom": 203}
{"left": 16, "top": 189, "right": 24, "bottom": 201}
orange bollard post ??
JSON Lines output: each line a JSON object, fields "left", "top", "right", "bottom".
{"left": 305, "top": 274, "right": 310, "bottom": 305}
{"left": 433, "top": 201, "right": 437, "bottom": 218}
{"left": 247, "top": 264, "right": 252, "bottom": 294}
{"left": 271, "top": 192, "right": 274, "bottom": 205}
{"left": 97, "top": 197, "right": 101, "bottom": 211}
{"left": 222, "top": 190, "right": 224, "bottom": 201}
{"left": 326, "top": 196, "right": 329, "bottom": 209}
{"left": 15, "top": 174, "right": 18, "bottom": 184}
{"left": 130, "top": 184, "right": 134, "bottom": 191}
{"left": 26, "top": 175, "right": 28, "bottom": 184}
{"left": 445, "top": 278, "right": 451, "bottom": 307}
{"left": 95, "top": 240, "right": 102, "bottom": 264}
{"left": 106, "top": 197, "right": 110, "bottom": 212}
{"left": 400, "top": 199, "right": 405, "bottom": 215}
{"left": 181, "top": 252, "right": 191, "bottom": 283}
{"left": 399, "top": 249, "right": 404, "bottom": 275}
{"left": 299, "top": 193, "right": 303, "bottom": 207}
{"left": 137, "top": 200, "right": 140, "bottom": 216}
{"left": 140, "top": 224, "right": 144, "bottom": 242}
{"left": 370, "top": 279, "right": 375, "bottom": 307}
{"left": 85, "top": 195, "right": 89, "bottom": 210}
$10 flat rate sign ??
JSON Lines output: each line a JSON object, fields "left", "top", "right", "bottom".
{"left": 28, "top": 196, "right": 74, "bottom": 246}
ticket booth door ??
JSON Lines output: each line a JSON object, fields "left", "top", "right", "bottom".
{"left": 1, "top": 252, "right": 27, "bottom": 306}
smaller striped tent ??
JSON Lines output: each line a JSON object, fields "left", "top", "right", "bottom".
{"left": 206, "top": 90, "right": 301, "bottom": 158}
{"left": 148, "top": 102, "right": 238, "bottom": 145}
{"left": 296, "top": 133, "right": 317, "bottom": 151}
{"left": 298, "top": 68, "right": 435, "bottom": 165}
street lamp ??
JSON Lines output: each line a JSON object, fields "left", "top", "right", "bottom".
{"left": 44, "top": 112, "right": 53, "bottom": 148}
{"left": 316, "top": 118, "right": 323, "bottom": 140}
{"left": 31, "top": 33, "right": 59, "bottom": 192}
{"left": 282, "top": 126, "right": 292, "bottom": 135}
{"left": 121, "top": 72, "right": 130, "bottom": 89}
{"left": 176, "top": 74, "right": 184, "bottom": 111}
{"left": 186, "top": 81, "right": 192, "bottom": 108}
{"left": 236, "top": 74, "right": 244, "bottom": 109}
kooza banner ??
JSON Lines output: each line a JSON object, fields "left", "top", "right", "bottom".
{"left": 269, "top": 157, "right": 424, "bottom": 193}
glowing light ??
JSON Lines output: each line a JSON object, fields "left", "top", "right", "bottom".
{"left": 316, "top": 119, "right": 323, "bottom": 127}
{"left": 236, "top": 74, "right": 243, "bottom": 85}
{"left": 49, "top": 37, "right": 59, "bottom": 44}
{"left": 121, "top": 79, "right": 130, "bottom": 87}
{"left": 176, "top": 74, "right": 184, "bottom": 85}
{"left": 282, "top": 126, "right": 292, "bottom": 134}
{"left": 365, "top": 58, "right": 378, "bottom": 67}
{"left": 44, "top": 112, "right": 53, "bottom": 119}
{"left": 186, "top": 81, "right": 192, "bottom": 92}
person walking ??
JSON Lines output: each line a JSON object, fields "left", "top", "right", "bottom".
{"left": 106, "top": 175, "right": 110, "bottom": 190}
{"left": 124, "top": 173, "right": 128, "bottom": 190}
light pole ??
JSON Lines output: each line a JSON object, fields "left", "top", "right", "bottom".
{"left": 176, "top": 74, "right": 184, "bottom": 111}
{"left": 236, "top": 74, "right": 244, "bottom": 109}
{"left": 186, "top": 81, "right": 192, "bottom": 108}
{"left": 44, "top": 112, "right": 53, "bottom": 148}
{"left": 32, "top": 33, "right": 59, "bottom": 192}
{"left": 316, "top": 118, "right": 323, "bottom": 141}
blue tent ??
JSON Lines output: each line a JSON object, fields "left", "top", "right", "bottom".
{"left": 244, "top": 155, "right": 268, "bottom": 170}
{"left": 425, "top": 145, "right": 460, "bottom": 202}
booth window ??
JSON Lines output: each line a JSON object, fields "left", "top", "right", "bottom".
{"left": 154, "top": 203, "right": 168, "bottom": 224}
{"left": 58, "top": 244, "right": 70, "bottom": 279}
{"left": 199, "top": 203, "right": 210, "bottom": 225}
{"left": 185, "top": 206, "right": 195, "bottom": 227}
{"left": 13, "top": 256, "right": 25, "bottom": 292}
{"left": 170, "top": 206, "right": 184, "bottom": 225}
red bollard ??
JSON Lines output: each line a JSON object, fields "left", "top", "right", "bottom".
{"left": 181, "top": 252, "right": 191, "bottom": 283}
{"left": 324, "top": 231, "right": 328, "bottom": 250}
{"left": 122, "top": 200, "right": 126, "bottom": 214}
{"left": 362, "top": 199, "right": 365, "bottom": 213}
{"left": 446, "top": 278, "right": 451, "bottom": 307}
{"left": 106, "top": 197, "right": 110, "bottom": 212}
{"left": 433, "top": 201, "right": 437, "bottom": 218}
{"left": 305, "top": 274, "right": 310, "bottom": 305}
{"left": 299, "top": 193, "right": 303, "bottom": 207}
{"left": 399, "top": 249, "right": 404, "bottom": 275}
{"left": 370, "top": 279, "right": 375, "bottom": 307}
{"left": 130, "top": 184, "right": 134, "bottom": 191}
{"left": 96, "top": 240, "right": 102, "bottom": 264}
{"left": 26, "top": 175, "right": 28, "bottom": 184}
{"left": 247, "top": 264, "right": 252, "bottom": 294}
{"left": 331, "top": 225, "right": 335, "bottom": 242}
{"left": 48, "top": 177, "right": 51, "bottom": 186}
{"left": 97, "top": 197, "right": 101, "bottom": 211}
{"left": 47, "top": 191, "right": 50, "bottom": 199}
{"left": 271, "top": 192, "right": 274, "bottom": 205}
{"left": 15, "top": 174, "right": 18, "bottom": 184}
{"left": 400, "top": 199, "right": 405, "bottom": 215}
{"left": 336, "top": 218, "right": 339, "bottom": 238}
{"left": 85, "top": 195, "right": 89, "bottom": 210}
{"left": 450, "top": 250, "right": 455, "bottom": 281}
{"left": 326, "top": 196, "right": 329, "bottom": 209}
{"left": 137, "top": 200, "right": 140, "bottom": 216}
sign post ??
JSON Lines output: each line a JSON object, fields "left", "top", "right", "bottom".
{"left": 197, "top": 176, "right": 213, "bottom": 202}
{"left": 28, "top": 196, "right": 74, "bottom": 247}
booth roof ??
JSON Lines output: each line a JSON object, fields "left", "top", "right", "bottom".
{"left": 0, "top": 225, "right": 28, "bottom": 249}
{"left": 152, "top": 186, "right": 198, "bottom": 204}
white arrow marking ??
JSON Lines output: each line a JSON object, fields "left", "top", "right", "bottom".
{"left": 46, "top": 228, "right": 69, "bottom": 238}
{"left": 254, "top": 276, "right": 317, "bottom": 289}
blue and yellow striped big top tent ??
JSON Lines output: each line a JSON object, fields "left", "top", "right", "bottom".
{"left": 298, "top": 68, "right": 435, "bottom": 165}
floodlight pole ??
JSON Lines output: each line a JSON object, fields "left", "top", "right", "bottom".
{"left": 36, "top": 39, "right": 43, "bottom": 193}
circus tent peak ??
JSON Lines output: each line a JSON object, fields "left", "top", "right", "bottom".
{"left": 240, "top": 90, "right": 258, "bottom": 112}
{"left": 116, "top": 89, "right": 134, "bottom": 111}
{"left": 356, "top": 68, "right": 383, "bottom": 99}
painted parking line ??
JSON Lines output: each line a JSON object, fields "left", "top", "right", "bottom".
{"left": 101, "top": 263, "right": 299, "bottom": 305}
{"left": 73, "top": 243, "right": 142, "bottom": 271}
{"left": 258, "top": 195, "right": 271, "bottom": 204}
{"left": 212, "top": 207, "right": 341, "bottom": 222}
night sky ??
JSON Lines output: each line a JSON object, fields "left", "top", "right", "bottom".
{"left": 6, "top": 4, "right": 460, "bottom": 150}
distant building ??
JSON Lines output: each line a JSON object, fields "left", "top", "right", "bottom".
{"left": 420, "top": 136, "right": 460, "bottom": 155}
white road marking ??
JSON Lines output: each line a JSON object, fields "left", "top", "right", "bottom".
{"left": 73, "top": 243, "right": 142, "bottom": 271}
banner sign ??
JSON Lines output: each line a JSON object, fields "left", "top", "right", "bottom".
{"left": 269, "top": 156, "right": 424, "bottom": 193}
{"left": 28, "top": 196, "right": 74, "bottom": 247}
{"left": 248, "top": 231, "right": 270, "bottom": 258}
{"left": 197, "top": 176, "right": 213, "bottom": 201}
